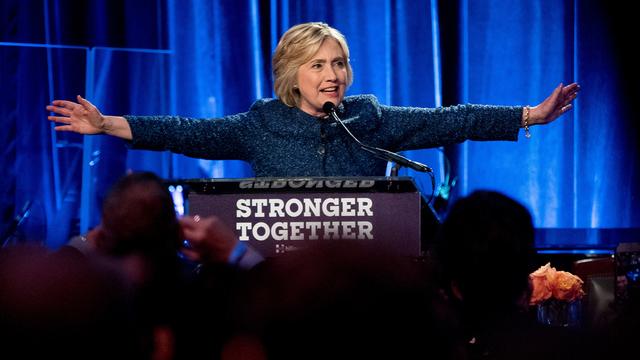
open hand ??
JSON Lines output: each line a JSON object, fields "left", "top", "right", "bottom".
{"left": 46, "top": 95, "right": 105, "bottom": 134}
{"left": 529, "top": 83, "right": 580, "bottom": 125}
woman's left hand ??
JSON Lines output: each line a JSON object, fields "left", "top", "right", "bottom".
{"left": 528, "top": 82, "right": 580, "bottom": 125}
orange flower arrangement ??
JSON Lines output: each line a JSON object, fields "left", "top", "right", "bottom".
{"left": 529, "top": 262, "right": 585, "bottom": 305}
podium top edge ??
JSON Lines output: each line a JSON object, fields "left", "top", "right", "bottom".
{"left": 164, "top": 176, "right": 415, "bottom": 182}
{"left": 163, "top": 176, "right": 421, "bottom": 194}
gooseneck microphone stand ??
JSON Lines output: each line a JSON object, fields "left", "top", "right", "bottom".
{"left": 322, "top": 101, "right": 433, "bottom": 175}
{"left": 322, "top": 101, "right": 437, "bottom": 202}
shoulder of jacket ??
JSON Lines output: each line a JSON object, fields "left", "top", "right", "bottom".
{"left": 249, "top": 98, "right": 288, "bottom": 112}
{"left": 343, "top": 94, "right": 380, "bottom": 107}
{"left": 342, "top": 94, "right": 382, "bottom": 121}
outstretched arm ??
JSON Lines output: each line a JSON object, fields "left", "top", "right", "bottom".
{"left": 46, "top": 95, "right": 133, "bottom": 140}
{"left": 526, "top": 82, "right": 580, "bottom": 126}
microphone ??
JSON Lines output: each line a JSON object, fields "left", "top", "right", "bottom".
{"left": 322, "top": 101, "right": 432, "bottom": 173}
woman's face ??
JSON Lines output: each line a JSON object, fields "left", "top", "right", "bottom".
{"left": 296, "top": 38, "right": 347, "bottom": 117}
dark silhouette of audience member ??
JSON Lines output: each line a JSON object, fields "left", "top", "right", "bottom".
{"left": 223, "top": 241, "right": 465, "bottom": 360}
{"left": 90, "top": 171, "right": 184, "bottom": 359}
{"left": 2, "top": 171, "right": 263, "bottom": 359}
{"left": 0, "top": 244, "right": 140, "bottom": 359}
{"left": 69, "top": 171, "right": 252, "bottom": 359}
{"left": 600, "top": 280, "right": 640, "bottom": 358}
{"left": 435, "top": 190, "right": 605, "bottom": 359}
{"left": 98, "top": 172, "right": 258, "bottom": 359}
{"left": 437, "top": 190, "right": 536, "bottom": 338}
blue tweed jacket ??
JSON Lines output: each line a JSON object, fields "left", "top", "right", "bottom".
{"left": 126, "top": 95, "right": 522, "bottom": 177}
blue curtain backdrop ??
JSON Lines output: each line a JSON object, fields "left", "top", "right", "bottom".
{"left": 162, "top": 0, "right": 443, "bottom": 185}
{"left": 1, "top": 0, "right": 638, "bottom": 249}
{"left": 449, "top": 0, "right": 639, "bottom": 248}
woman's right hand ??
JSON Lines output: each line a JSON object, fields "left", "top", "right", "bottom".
{"left": 47, "top": 95, "right": 105, "bottom": 134}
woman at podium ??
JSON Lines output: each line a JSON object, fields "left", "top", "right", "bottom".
{"left": 47, "top": 22, "right": 579, "bottom": 177}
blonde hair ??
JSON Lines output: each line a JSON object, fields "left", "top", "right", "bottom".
{"left": 272, "top": 22, "right": 353, "bottom": 107}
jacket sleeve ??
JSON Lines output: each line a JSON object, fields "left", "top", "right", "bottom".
{"left": 378, "top": 103, "right": 523, "bottom": 151}
{"left": 125, "top": 109, "right": 259, "bottom": 161}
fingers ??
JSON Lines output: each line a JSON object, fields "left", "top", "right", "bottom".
{"left": 561, "top": 92, "right": 578, "bottom": 107}
{"left": 562, "top": 82, "right": 580, "bottom": 93}
{"left": 46, "top": 105, "right": 73, "bottom": 117}
{"left": 50, "top": 99, "right": 78, "bottom": 109}
{"left": 545, "top": 83, "right": 564, "bottom": 106}
{"left": 48, "top": 115, "right": 72, "bottom": 124}
{"left": 47, "top": 96, "right": 93, "bottom": 115}
{"left": 48, "top": 96, "right": 94, "bottom": 111}
{"left": 179, "top": 217, "right": 201, "bottom": 239}
{"left": 556, "top": 91, "right": 578, "bottom": 109}
{"left": 533, "top": 82, "right": 579, "bottom": 124}
{"left": 546, "top": 103, "right": 572, "bottom": 124}
{"left": 560, "top": 104, "right": 572, "bottom": 113}
{"left": 553, "top": 82, "right": 579, "bottom": 112}
{"left": 48, "top": 113, "right": 76, "bottom": 131}
{"left": 559, "top": 83, "right": 579, "bottom": 109}
{"left": 554, "top": 82, "right": 564, "bottom": 96}
{"left": 76, "top": 95, "right": 95, "bottom": 110}
{"left": 561, "top": 83, "right": 580, "bottom": 101}
{"left": 179, "top": 215, "right": 215, "bottom": 243}
{"left": 178, "top": 215, "right": 201, "bottom": 231}
{"left": 52, "top": 124, "right": 75, "bottom": 132}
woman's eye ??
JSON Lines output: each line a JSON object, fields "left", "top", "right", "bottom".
{"left": 312, "top": 63, "right": 322, "bottom": 69}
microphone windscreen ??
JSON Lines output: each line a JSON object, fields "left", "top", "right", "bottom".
{"left": 322, "top": 101, "right": 336, "bottom": 114}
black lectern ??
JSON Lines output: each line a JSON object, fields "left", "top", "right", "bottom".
{"left": 168, "top": 177, "right": 440, "bottom": 258}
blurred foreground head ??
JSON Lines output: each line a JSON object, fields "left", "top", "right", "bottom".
{"left": 0, "top": 245, "right": 139, "bottom": 359}
{"left": 225, "top": 242, "right": 464, "bottom": 359}
{"left": 98, "top": 171, "right": 180, "bottom": 259}
{"left": 437, "top": 190, "right": 536, "bottom": 325}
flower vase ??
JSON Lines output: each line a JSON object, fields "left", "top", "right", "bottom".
{"left": 536, "top": 299, "right": 581, "bottom": 327}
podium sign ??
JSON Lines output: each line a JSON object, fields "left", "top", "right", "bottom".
{"left": 173, "top": 177, "right": 426, "bottom": 257}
